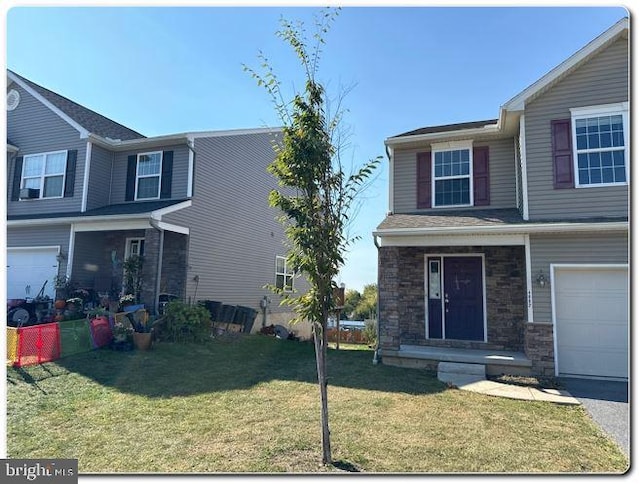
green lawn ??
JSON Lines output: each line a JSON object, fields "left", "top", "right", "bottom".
{"left": 6, "top": 335, "right": 628, "bottom": 473}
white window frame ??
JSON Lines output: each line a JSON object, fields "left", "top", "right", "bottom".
{"left": 570, "top": 102, "right": 629, "bottom": 188}
{"left": 431, "top": 140, "right": 474, "bottom": 208}
{"left": 21, "top": 150, "right": 67, "bottom": 199}
{"left": 135, "top": 151, "right": 163, "bottom": 200}
{"left": 275, "top": 256, "right": 295, "bottom": 293}
{"left": 125, "top": 238, "right": 145, "bottom": 260}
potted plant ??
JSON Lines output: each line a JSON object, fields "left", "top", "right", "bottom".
{"left": 130, "top": 309, "right": 154, "bottom": 350}
{"left": 54, "top": 275, "right": 74, "bottom": 306}
{"left": 122, "top": 254, "right": 143, "bottom": 305}
{"left": 111, "top": 312, "right": 135, "bottom": 346}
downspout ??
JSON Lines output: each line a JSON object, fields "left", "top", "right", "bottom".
{"left": 149, "top": 217, "right": 164, "bottom": 315}
{"left": 372, "top": 234, "right": 381, "bottom": 364}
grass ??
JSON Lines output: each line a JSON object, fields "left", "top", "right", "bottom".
{"left": 6, "top": 335, "right": 628, "bottom": 474}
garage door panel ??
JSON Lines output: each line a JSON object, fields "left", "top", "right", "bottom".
{"left": 7, "top": 248, "right": 59, "bottom": 300}
{"left": 555, "top": 267, "right": 628, "bottom": 380}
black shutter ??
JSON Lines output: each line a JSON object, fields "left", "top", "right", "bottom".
{"left": 11, "top": 156, "right": 23, "bottom": 201}
{"left": 64, "top": 150, "right": 77, "bottom": 198}
{"left": 126, "top": 155, "right": 137, "bottom": 201}
{"left": 160, "top": 150, "right": 173, "bottom": 199}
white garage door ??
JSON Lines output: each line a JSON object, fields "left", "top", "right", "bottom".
{"left": 554, "top": 266, "right": 628, "bottom": 380}
{"left": 7, "top": 248, "right": 59, "bottom": 300}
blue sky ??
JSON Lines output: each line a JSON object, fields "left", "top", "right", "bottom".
{"left": 5, "top": 4, "right": 627, "bottom": 293}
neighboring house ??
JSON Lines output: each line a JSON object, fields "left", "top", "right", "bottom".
{"left": 6, "top": 69, "right": 305, "bottom": 328}
{"left": 374, "top": 18, "right": 628, "bottom": 380}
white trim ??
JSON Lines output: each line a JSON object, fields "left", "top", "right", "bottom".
{"left": 151, "top": 200, "right": 192, "bottom": 217}
{"left": 385, "top": 124, "right": 499, "bottom": 147}
{"left": 88, "top": 127, "right": 282, "bottom": 152}
{"left": 519, "top": 115, "right": 530, "bottom": 220}
{"left": 430, "top": 139, "right": 474, "bottom": 151}
{"left": 524, "top": 234, "right": 533, "bottom": 322}
{"left": 550, "top": 263, "right": 629, "bottom": 378}
{"left": 134, "top": 151, "right": 163, "bottom": 201}
{"left": 387, "top": 146, "right": 394, "bottom": 213}
{"left": 7, "top": 245, "right": 61, "bottom": 252}
{"left": 503, "top": 18, "right": 628, "bottom": 111}
{"left": 431, "top": 143, "right": 474, "bottom": 208}
{"left": 152, "top": 220, "right": 189, "bottom": 235}
{"left": 187, "top": 135, "right": 195, "bottom": 198}
{"left": 374, "top": 220, "right": 628, "bottom": 238}
{"left": 570, "top": 103, "right": 629, "bottom": 189}
{"left": 380, "top": 233, "right": 527, "bottom": 248}
{"left": 7, "top": 71, "right": 90, "bottom": 138}
{"left": 20, "top": 150, "right": 68, "bottom": 200}
{"left": 73, "top": 220, "right": 152, "bottom": 232}
{"left": 423, "top": 253, "right": 487, "bottom": 343}
{"left": 67, "top": 226, "right": 75, "bottom": 279}
{"left": 81, "top": 141, "right": 92, "bottom": 212}
{"left": 125, "top": 237, "right": 145, "bottom": 260}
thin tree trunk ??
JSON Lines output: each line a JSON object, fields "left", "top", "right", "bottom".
{"left": 313, "top": 320, "right": 332, "bottom": 464}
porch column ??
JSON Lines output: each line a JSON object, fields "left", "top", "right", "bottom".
{"left": 378, "top": 246, "right": 400, "bottom": 350}
{"left": 141, "top": 228, "right": 162, "bottom": 313}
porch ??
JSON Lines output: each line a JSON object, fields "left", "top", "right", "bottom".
{"left": 379, "top": 344, "right": 532, "bottom": 377}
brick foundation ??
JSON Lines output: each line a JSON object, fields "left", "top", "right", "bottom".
{"left": 378, "top": 246, "right": 526, "bottom": 352}
{"left": 524, "top": 322, "right": 555, "bottom": 376}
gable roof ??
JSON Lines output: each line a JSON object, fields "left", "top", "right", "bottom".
{"left": 386, "top": 17, "right": 628, "bottom": 146}
{"left": 7, "top": 70, "right": 145, "bottom": 141}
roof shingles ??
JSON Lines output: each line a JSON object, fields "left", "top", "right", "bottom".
{"left": 9, "top": 70, "right": 145, "bottom": 141}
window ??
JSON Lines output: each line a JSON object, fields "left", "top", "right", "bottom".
{"left": 275, "top": 256, "right": 294, "bottom": 292}
{"left": 432, "top": 141, "right": 473, "bottom": 207}
{"left": 21, "top": 150, "right": 67, "bottom": 198}
{"left": 136, "top": 152, "right": 162, "bottom": 200}
{"left": 571, "top": 103, "right": 628, "bottom": 187}
{"left": 125, "top": 238, "right": 145, "bottom": 259}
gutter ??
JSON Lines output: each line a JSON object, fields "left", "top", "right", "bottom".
{"left": 385, "top": 123, "right": 500, "bottom": 147}
{"left": 373, "top": 220, "right": 628, "bottom": 238}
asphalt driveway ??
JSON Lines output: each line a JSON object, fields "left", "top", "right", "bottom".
{"left": 559, "top": 377, "right": 629, "bottom": 458}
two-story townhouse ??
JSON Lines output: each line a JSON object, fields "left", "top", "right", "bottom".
{"left": 373, "top": 18, "right": 629, "bottom": 380}
{"left": 6, "top": 69, "right": 306, "bottom": 330}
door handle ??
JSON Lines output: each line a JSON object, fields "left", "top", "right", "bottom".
{"left": 444, "top": 293, "right": 449, "bottom": 313}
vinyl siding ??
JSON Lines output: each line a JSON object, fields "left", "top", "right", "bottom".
{"left": 111, "top": 144, "right": 190, "bottom": 203}
{"left": 7, "top": 83, "right": 87, "bottom": 215}
{"left": 7, "top": 225, "right": 72, "bottom": 277}
{"left": 393, "top": 137, "right": 516, "bottom": 213}
{"left": 164, "top": 131, "right": 308, "bottom": 312}
{"left": 524, "top": 38, "right": 629, "bottom": 220}
{"left": 529, "top": 231, "right": 628, "bottom": 322}
{"left": 87, "top": 144, "right": 114, "bottom": 210}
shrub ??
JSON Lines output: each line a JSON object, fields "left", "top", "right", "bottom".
{"left": 363, "top": 319, "right": 377, "bottom": 346}
{"left": 164, "top": 300, "right": 211, "bottom": 343}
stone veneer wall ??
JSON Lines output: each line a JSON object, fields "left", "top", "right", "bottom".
{"left": 524, "top": 322, "right": 555, "bottom": 376}
{"left": 378, "top": 245, "right": 526, "bottom": 352}
{"left": 160, "top": 232, "right": 188, "bottom": 298}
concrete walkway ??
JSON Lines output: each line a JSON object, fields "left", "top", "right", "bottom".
{"left": 438, "top": 362, "right": 580, "bottom": 405}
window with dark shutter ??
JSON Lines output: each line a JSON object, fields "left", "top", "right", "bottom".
{"left": 64, "top": 150, "right": 77, "bottom": 197}
{"left": 551, "top": 119, "right": 574, "bottom": 189}
{"left": 417, "top": 152, "right": 432, "bottom": 209}
{"left": 11, "top": 156, "right": 23, "bottom": 201}
{"left": 473, "top": 146, "right": 490, "bottom": 206}
{"left": 160, "top": 150, "right": 173, "bottom": 199}
{"left": 125, "top": 155, "right": 137, "bottom": 201}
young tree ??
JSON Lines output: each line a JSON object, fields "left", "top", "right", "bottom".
{"left": 245, "top": 9, "right": 380, "bottom": 465}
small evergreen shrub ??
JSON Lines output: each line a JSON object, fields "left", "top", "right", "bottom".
{"left": 164, "top": 300, "right": 211, "bottom": 343}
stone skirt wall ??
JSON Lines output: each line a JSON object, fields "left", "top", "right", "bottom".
{"left": 379, "top": 245, "right": 527, "bottom": 352}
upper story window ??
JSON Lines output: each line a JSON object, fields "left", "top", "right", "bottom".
{"left": 571, "top": 103, "right": 628, "bottom": 187}
{"left": 21, "top": 150, "right": 67, "bottom": 199}
{"left": 432, "top": 140, "right": 474, "bottom": 208}
{"left": 136, "top": 151, "right": 162, "bottom": 200}
{"left": 275, "top": 256, "right": 294, "bottom": 292}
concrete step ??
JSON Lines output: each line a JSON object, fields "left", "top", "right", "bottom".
{"left": 438, "top": 362, "right": 486, "bottom": 386}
